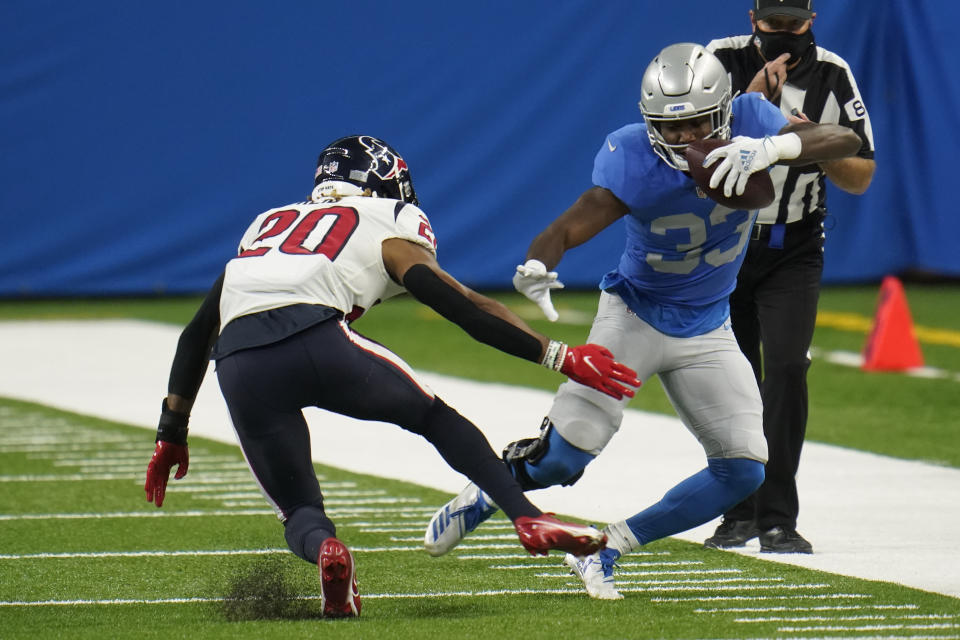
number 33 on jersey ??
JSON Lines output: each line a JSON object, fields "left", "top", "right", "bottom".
{"left": 220, "top": 196, "right": 437, "bottom": 328}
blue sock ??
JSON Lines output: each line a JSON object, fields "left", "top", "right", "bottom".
{"left": 623, "top": 457, "right": 764, "bottom": 546}
{"left": 524, "top": 427, "right": 595, "bottom": 487}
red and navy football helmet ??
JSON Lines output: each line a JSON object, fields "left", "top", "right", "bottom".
{"left": 314, "top": 135, "right": 418, "bottom": 205}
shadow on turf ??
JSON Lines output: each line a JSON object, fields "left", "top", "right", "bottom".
{"left": 220, "top": 557, "right": 323, "bottom": 621}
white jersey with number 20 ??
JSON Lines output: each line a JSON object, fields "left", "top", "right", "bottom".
{"left": 219, "top": 195, "right": 437, "bottom": 328}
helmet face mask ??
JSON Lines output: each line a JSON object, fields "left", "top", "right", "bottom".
{"left": 313, "top": 135, "right": 418, "bottom": 205}
{"left": 639, "top": 43, "right": 732, "bottom": 171}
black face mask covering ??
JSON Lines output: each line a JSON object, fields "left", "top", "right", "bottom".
{"left": 753, "top": 28, "right": 815, "bottom": 65}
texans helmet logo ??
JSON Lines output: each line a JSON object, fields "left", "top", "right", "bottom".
{"left": 359, "top": 135, "right": 406, "bottom": 180}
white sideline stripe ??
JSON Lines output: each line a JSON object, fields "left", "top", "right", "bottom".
{"left": 491, "top": 561, "right": 710, "bottom": 570}
{"left": 361, "top": 523, "right": 516, "bottom": 533}
{"left": 220, "top": 501, "right": 273, "bottom": 508}
{"left": 758, "top": 615, "right": 889, "bottom": 624}
{"left": 740, "top": 614, "right": 957, "bottom": 623}
{"left": 653, "top": 593, "right": 870, "bottom": 602}
{"left": 0, "top": 587, "right": 607, "bottom": 607}
{"left": 456, "top": 550, "right": 673, "bottom": 560}
{"left": 0, "top": 509, "right": 272, "bottom": 521}
{"left": 540, "top": 568, "right": 742, "bottom": 577}
{"left": 50, "top": 455, "right": 239, "bottom": 464}
{"left": 0, "top": 473, "right": 252, "bottom": 483}
{"left": 328, "top": 497, "right": 422, "bottom": 505}
{"left": 0, "top": 544, "right": 454, "bottom": 560}
{"left": 392, "top": 533, "right": 513, "bottom": 543}
{"left": 759, "top": 636, "right": 960, "bottom": 640}
{"left": 695, "top": 604, "right": 920, "bottom": 613}
{"left": 324, "top": 506, "right": 435, "bottom": 514}
{"left": 1, "top": 443, "right": 145, "bottom": 453}
{"left": 458, "top": 554, "right": 560, "bottom": 561}
{"left": 619, "top": 583, "right": 830, "bottom": 593}
{"left": 167, "top": 485, "right": 253, "bottom": 493}
{"left": 617, "top": 574, "right": 775, "bottom": 583}
{"left": 600, "top": 576, "right": 788, "bottom": 590}
{"left": 0, "top": 473, "right": 144, "bottom": 482}
{"left": 0, "top": 548, "right": 289, "bottom": 560}
{"left": 39, "top": 451, "right": 192, "bottom": 460}
{"left": 778, "top": 624, "right": 960, "bottom": 632}
{"left": 54, "top": 463, "right": 249, "bottom": 472}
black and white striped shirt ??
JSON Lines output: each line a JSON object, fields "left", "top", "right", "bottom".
{"left": 707, "top": 35, "right": 875, "bottom": 225}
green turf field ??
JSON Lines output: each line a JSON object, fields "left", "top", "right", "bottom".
{"left": 1, "top": 397, "right": 958, "bottom": 639}
{"left": 1, "top": 285, "right": 959, "bottom": 637}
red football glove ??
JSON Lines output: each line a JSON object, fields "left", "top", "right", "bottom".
{"left": 145, "top": 441, "right": 189, "bottom": 508}
{"left": 559, "top": 343, "right": 641, "bottom": 400}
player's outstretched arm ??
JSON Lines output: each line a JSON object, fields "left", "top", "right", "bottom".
{"left": 513, "top": 187, "right": 628, "bottom": 321}
{"left": 382, "top": 239, "right": 640, "bottom": 399}
{"left": 145, "top": 273, "right": 223, "bottom": 507}
{"left": 523, "top": 187, "right": 629, "bottom": 271}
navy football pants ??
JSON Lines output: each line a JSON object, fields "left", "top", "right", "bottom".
{"left": 216, "top": 318, "right": 537, "bottom": 561}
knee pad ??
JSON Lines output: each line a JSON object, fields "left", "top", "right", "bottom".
{"left": 502, "top": 418, "right": 589, "bottom": 490}
{"left": 283, "top": 501, "right": 336, "bottom": 564}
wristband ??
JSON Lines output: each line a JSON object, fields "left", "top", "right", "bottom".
{"left": 765, "top": 132, "right": 802, "bottom": 160}
{"left": 540, "top": 340, "right": 568, "bottom": 372}
{"left": 156, "top": 398, "right": 189, "bottom": 445}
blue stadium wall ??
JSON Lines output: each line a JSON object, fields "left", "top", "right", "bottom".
{"left": 2, "top": 1, "right": 958, "bottom": 296}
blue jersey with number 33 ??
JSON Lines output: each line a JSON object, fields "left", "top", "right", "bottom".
{"left": 594, "top": 92, "right": 787, "bottom": 337}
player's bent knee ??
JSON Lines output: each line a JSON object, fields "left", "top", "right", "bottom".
{"left": 283, "top": 502, "right": 336, "bottom": 564}
{"left": 709, "top": 457, "right": 765, "bottom": 501}
{"left": 549, "top": 390, "right": 622, "bottom": 455}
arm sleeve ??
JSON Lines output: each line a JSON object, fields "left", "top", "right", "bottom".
{"left": 167, "top": 272, "right": 224, "bottom": 401}
{"left": 401, "top": 264, "right": 542, "bottom": 363}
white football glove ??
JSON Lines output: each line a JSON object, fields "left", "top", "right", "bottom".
{"left": 513, "top": 259, "right": 564, "bottom": 322}
{"left": 703, "top": 133, "right": 802, "bottom": 197}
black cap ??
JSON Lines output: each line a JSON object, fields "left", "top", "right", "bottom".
{"left": 754, "top": 0, "right": 813, "bottom": 20}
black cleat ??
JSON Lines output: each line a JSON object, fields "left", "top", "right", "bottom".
{"left": 759, "top": 526, "right": 813, "bottom": 554}
{"left": 703, "top": 518, "right": 759, "bottom": 549}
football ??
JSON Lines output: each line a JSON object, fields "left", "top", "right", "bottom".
{"left": 684, "top": 139, "right": 775, "bottom": 210}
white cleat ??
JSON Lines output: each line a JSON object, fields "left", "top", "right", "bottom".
{"left": 564, "top": 548, "right": 623, "bottom": 600}
{"left": 424, "top": 482, "right": 498, "bottom": 557}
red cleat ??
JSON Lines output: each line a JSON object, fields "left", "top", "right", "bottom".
{"left": 513, "top": 513, "right": 607, "bottom": 557}
{"left": 319, "top": 537, "right": 361, "bottom": 618}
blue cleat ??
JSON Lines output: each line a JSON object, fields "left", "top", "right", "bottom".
{"left": 424, "top": 482, "right": 499, "bottom": 557}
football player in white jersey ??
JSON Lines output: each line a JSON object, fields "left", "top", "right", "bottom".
{"left": 143, "top": 135, "right": 641, "bottom": 618}
{"left": 423, "top": 44, "right": 861, "bottom": 600}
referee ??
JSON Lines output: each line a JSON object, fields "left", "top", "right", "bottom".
{"left": 704, "top": 0, "right": 876, "bottom": 553}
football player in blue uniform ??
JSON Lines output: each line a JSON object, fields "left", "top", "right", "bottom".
{"left": 424, "top": 43, "right": 860, "bottom": 599}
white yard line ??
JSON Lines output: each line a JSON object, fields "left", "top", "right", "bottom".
{"left": 1, "top": 319, "right": 959, "bottom": 600}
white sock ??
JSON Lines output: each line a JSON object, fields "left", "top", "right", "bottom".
{"left": 603, "top": 520, "right": 640, "bottom": 556}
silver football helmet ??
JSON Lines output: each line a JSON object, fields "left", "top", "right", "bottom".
{"left": 639, "top": 43, "right": 732, "bottom": 170}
